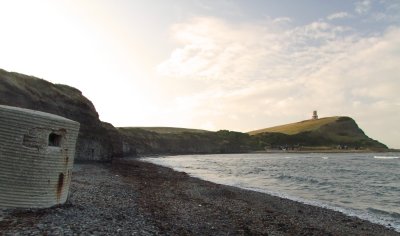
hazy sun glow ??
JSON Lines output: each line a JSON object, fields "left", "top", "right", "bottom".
{"left": 0, "top": 0, "right": 399, "bottom": 148}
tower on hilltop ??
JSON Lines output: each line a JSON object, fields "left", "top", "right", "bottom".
{"left": 312, "top": 110, "right": 318, "bottom": 120}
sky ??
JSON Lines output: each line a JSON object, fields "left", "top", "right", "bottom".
{"left": 0, "top": 0, "right": 399, "bottom": 148}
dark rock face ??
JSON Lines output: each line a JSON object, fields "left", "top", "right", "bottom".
{"left": 119, "top": 128, "right": 251, "bottom": 156}
{"left": 0, "top": 69, "right": 122, "bottom": 161}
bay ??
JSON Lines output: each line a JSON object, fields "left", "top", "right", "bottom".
{"left": 143, "top": 153, "right": 400, "bottom": 232}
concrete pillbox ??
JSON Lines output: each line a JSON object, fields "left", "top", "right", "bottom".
{"left": 0, "top": 105, "right": 80, "bottom": 208}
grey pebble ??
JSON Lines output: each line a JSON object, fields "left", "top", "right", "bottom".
{"left": 0, "top": 163, "right": 159, "bottom": 235}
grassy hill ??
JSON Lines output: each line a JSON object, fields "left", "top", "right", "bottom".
{"left": 128, "top": 127, "right": 211, "bottom": 134}
{"left": 249, "top": 117, "right": 340, "bottom": 135}
{"left": 248, "top": 117, "right": 387, "bottom": 150}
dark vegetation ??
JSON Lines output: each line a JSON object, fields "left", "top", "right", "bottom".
{"left": 0, "top": 68, "right": 388, "bottom": 161}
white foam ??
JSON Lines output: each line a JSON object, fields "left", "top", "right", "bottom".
{"left": 374, "top": 156, "right": 399, "bottom": 159}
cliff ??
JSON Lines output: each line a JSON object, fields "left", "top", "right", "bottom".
{"left": 119, "top": 128, "right": 251, "bottom": 156}
{"left": 248, "top": 117, "right": 388, "bottom": 150}
{"left": 0, "top": 69, "right": 122, "bottom": 161}
{"left": 0, "top": 69, "right": 250, "bottom": 160}
{"left": 0, "top": 68, "right": 388, "bottom": 160}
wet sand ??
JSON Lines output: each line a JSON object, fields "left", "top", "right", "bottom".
{"left": 0, "top": 159, "right": 398, "bottom": 235}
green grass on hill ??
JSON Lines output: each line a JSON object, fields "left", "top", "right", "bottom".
{"left": 248, "top": 117, "right": 341, "bottom": 135}
{"left": 120, "top": 127, "right": 211, "bottom": 134}
{"left": 0, "top": 68, "right": 86, "bottom": 103}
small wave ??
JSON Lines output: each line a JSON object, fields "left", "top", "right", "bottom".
{"left": 368, "top": 207, "right": 400, "bottom": 218}
{"left": 277, "top": 174, "right": 321, "bottom": 185}
{"left": 321, "top": 156, "right": 329, "bottom": 160}
{"left": 374, "top": 156, "right": 399, "bottom": 159}
{"left": 367, "top": 207, "right": 392, "bottom": 215}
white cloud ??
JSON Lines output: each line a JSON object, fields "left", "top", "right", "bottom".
{"left": 157, "top": 17, "right": 283, "bottom": 86}
{"left": 272, "top": 17, "right": 292, "bottom": 24}
{"left": 355, "top": 0, "right": 372, "bottom": 14}
{"left": 327, "top": 12, "right": 352, "bottom": 20}
{"left": 157, "top": 17, "right": 400, "bottom": 148}
{"left": 158, "top": 18, "right": 351, "bottom": 84}
{"left": 372, "top": 0, "right": 400, "bottom": 22}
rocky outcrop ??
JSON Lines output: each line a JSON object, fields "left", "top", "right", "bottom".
{"left": 0, "top": 69, "right": 122, "bottom": 161}
{"left": 250, "top": 117, "right": 388, "bottom": 150}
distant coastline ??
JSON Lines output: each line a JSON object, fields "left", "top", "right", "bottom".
{"left": 0, "top": 68, "right": 391, "bottom": 162}
{"left": 252, "top": 149, "right": 398, "bottom": 154}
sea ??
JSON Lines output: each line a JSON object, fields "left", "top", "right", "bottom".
{"left": 143, "top": 153, "right": 400, "bottom": 232}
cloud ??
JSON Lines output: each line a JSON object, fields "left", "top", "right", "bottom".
{"left": 157, "top": 17, "right": 400, "bottom": 148}
{"left": 372, "top": 0, "right": 400, "bottom": 22}
{"left": 355, "top": 0, "right": 372, "bottom": 14}
{"left": 193, "top": 0, "right": 243, "bottom": 17}
{"left": 327, "top": 12, "right": 352, "bottom": 20}
{"left": 157, "top": 17, "right": 282, "bottom": 86}
{"left": 158, "top": 17, "right": 352, "bottom": 85}
{"left": 272, "top": 17, "right": 292, "bottom": 24}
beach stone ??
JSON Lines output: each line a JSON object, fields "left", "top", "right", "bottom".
{"left": 0, "top": 160, "right": 398, "bottom": 236}
{"left": 0, "top": 163, "right": 159, "bottom": 235}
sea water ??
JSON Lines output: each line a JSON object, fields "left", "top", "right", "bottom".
{"left": 143, "top": 153, "right": 400, "bottom": 232}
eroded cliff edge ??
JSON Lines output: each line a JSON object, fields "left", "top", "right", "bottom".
{"left": 0, "top": 69, "right": 249, "bottom": 160}
{"left": 0, "top": 69, "right": 122, "bottom": 161}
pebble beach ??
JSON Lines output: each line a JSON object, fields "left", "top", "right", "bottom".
{"left": 0, "top": 158, "right": 399, "bottom": 235}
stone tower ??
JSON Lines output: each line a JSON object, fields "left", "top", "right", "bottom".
{"left": 312, "top": 110, "right": 318, "bottom": 120}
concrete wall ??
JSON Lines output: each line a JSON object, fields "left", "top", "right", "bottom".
{"left": 0, "top": 105, "right": 80, "bottom": 208}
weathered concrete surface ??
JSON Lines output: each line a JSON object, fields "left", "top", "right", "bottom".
{"left": 0, "top": 105, "right": 80, "bottom": 208}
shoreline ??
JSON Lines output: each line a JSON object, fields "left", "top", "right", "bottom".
{"left": 119, "top": 158, "right": 399, "bottom": 235}
{"left": 0, "top": 159, "right": 398, "bottom": 235}
{"left": 251, "top": 149, "right": 399, "bottom": 153}
{"left": 142, "top": 153, "right": 400, "bottom": 231}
